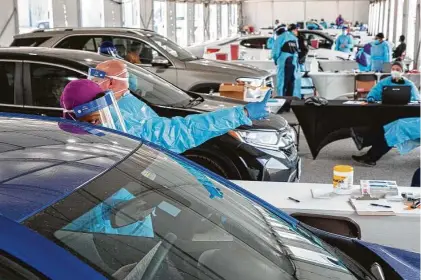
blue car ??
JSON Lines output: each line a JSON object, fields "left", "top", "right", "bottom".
{"left": 0, "top": 113, "right": 419, "bottom": 280}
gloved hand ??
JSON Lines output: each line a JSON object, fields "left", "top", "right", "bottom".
{"left": 244, "top": 90, "right": 271, "bottom": 120}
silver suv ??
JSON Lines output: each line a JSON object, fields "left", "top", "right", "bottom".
{"left": 12, "top": 28, "right": 275, "bottom": 93}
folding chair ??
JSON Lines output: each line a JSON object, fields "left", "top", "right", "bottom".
{"left": 354, "top": 74, "right": 377, "bottom": 100}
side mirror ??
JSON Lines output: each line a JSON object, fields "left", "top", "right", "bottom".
{"left": 291, "top": 213, "right": 361, "bottom": 239}
{"left": 151, "top": 56, "right": 170, "bottom": 67}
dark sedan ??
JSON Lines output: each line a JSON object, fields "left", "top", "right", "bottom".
{"left": 0, "top": 47, "right": 300, "bottom": 182}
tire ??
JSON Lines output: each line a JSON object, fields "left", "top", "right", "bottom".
{"left": 185, "top": 153, "right": 243, "bottom": 180}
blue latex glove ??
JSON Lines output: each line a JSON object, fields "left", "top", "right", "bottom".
{"left": 244, "top": 90, "right": 271, "bottom": 120}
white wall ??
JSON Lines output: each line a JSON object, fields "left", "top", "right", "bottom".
{"left": 243, "top": 0, "right": 370, "bottom": 29}
{"left": 0, "top": 0, "right": 18, "bottom": 46}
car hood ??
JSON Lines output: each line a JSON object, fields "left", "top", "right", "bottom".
{"left": 193, "top": 97, "right": 288, "bottom": 131}
{"left": 186, "top": 58, "right": 269, "bottom": 77}
{"left": 356, "top": 240, "right": 420, "bottom": 279}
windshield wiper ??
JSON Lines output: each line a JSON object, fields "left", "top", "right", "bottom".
{"left": 183, "top": 96, "right": 205, "bottom": 108}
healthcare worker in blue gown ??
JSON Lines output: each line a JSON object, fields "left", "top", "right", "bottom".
{"left": 370, "top": 33, "right": 391, "bottom": 72}
{"left": 352, "top": 61, "right": 420, "bottom": 166}
{"left": 272, "top": 23, "right": 301, "bottom": 98}
{"left": 62, "top": 59, "right": 272, "bottom": 154}
{"left": 335, "top": 27, "right": 354, "bottom": 53}
{"left": 366, "top": 61, "right": 420, "bottom": 102}
{"left": 267, "top": 24, "right": 286, "bottom": 50}
{"left": 355, "top": 43, "right": 372, "bottom": 72}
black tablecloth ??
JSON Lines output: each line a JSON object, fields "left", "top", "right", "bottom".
{"left": 291, "top": 100, "right": 421, "bottom": 159}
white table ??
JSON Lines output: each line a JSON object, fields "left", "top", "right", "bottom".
{"left": 310, "top": 72, "right": 421, "bottom": 100}
{"left": 232, "top": 181, "right": 420, "bottom": 252}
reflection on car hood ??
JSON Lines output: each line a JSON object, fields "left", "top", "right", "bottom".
{"left": 356, "top": 240, "right": 420, "bottom": 280}
{"left": 194, "top": 98, "right": 288, "bottom": 130}
{"left": 186, "top": 59, "right": 269, "bottom": 76}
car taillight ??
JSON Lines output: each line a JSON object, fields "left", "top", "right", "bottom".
{"left": 206, "top": 48, "right": 220, "bottom": 54}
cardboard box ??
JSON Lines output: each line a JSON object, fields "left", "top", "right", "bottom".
{"left": 219, "top": 83, "right": 245, "bottom": 100}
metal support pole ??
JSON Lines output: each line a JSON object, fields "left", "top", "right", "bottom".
{"left": 187, "top": 2, "right": 194, "bottom": 46}
{"left": 167, "top": 1, "right": 176, "bottom": 41}
{"left": 217, "top": 4, "right": 221, "bottom": 39}
{"left": 204, "top": 3, "right": 210, "bottom": 41}
{"left": 402, "top": 0, "right": 410, "bottom": 40}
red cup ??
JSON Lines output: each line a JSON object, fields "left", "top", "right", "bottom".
{"left": 311, "top": 39, "right": 319, "bottom": 48}
{"left": 230, "top": 44, "right": 239, "bottom": 60}
{"left": 215, "top": 53, "right": 228, "bottom": 61}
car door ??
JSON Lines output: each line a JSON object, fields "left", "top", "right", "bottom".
{"left": 55, "top": 35, "right": 179, "bottom": 86}
{"left": 0, "top": 60, "right": 25, "bottom": 114}
{"left": 22, "top": 61, "right": 86, "bottom": 117}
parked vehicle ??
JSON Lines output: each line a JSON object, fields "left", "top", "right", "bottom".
{"left": 12, "top": 28, "right": 275, "bottom": 94}
{"left": 0, "top": 113, "right": 417, "bottom": 280}
{"left": 201, "top": 30, "right": 353, "bottom": 63}
{"left": 0, "top": 47, "right": 299, "bottom": 182}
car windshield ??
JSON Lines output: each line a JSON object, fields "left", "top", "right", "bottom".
{"left": 144, "top": 32, "right": 199, "bottom": 61}
{"left": 24, "top": 144, "right": 358, "bottom": 280}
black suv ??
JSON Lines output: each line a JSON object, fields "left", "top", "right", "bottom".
{"left": 0, "top": 47, "right": 300, "bottom": 182}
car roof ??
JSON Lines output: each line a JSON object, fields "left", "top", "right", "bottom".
{"left": 0, "top": 113, "right": 140, "bottom": 222}
{"left": 0, "top": 47, "right": 111, "bottom": 67}
{"left": 14, "top": 27, "right": 155, "bottom": 38}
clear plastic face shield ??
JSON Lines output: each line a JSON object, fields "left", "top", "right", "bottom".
{"left": 98, "top": 46, "right": 119, "bottom": 58}
{"left": 87, "top": 68, "right": 129, "bottom": 88}
{"left": 66, "top": 91, "right": 127, "bottom": 132}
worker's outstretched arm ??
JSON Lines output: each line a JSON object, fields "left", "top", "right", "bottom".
{"left": 127, "top": 106, "right": 252, "bottom": 154}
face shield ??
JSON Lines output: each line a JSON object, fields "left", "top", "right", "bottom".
{"left": 68, "top": 91, "right": 127, "bottom": 132}
{"left": 88, "top": 68, "right": 129, "bottom": 87}
{"left": 98, "top": 46, "right": 120, "bottom": 58}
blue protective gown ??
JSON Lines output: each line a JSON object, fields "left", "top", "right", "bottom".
{"left": 366, "top": 76, "right": 420, "bottom": 102}
{"left": 320, "top": 21, "right": 328, "bottom": 29}
{"left": 272, "top": 31, "right": 301, "bottom": 98}
{"left": 306, "top": 23, "right": 319, "bottom": 30}
{"left": 335, "top": 34, "right": 354, "bottom": 53}
{"left": 267, "top": 37, "right": 274, "bottom": 50}
{"left": 384, "top": 118, "right": 420, "bottom": 154}
{"left": 355, "top": 48, "right": 371, "bottom": 72}
{"left": 113, "top": 92, "right": 252, "bottom": 154}
{"left": 371, "top": 40, "right": 390, "bottom": 72}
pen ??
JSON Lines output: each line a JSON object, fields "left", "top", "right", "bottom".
{"left": 288, "top": 197, "right": 300, "bottom": 203}
{"left": 370, "top": 203, "right": 391, "bottom": 208}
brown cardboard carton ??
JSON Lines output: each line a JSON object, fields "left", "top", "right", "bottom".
{"left": 219, "top": 83, "right": 245, "bottom": 100}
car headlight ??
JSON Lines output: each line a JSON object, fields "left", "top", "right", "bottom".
{"left": 228, "top": 130, "right": 280, "bottom": 150}
{"left": 229, "top": 127, "right": 296, "bottom": 150}
{"left": 236, "top": 77, "right": 265, "bottom": 87}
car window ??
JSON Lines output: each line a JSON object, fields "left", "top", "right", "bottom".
{"left": 0, "top": 62, "right": 15, "bottom": 104}
{"left": 56, "top": 36, "right": 94, "bottom": 50}
{"left": 126, "top": 64, "right": 191, "bottom": 106}
{"left": 10, "top": 37, "right": 51, "bottom": 47}
{"left": 0, "top": 252, "right": 42, "bottom": 280}
{"left": 240, "top": 38, "right": 269, "bottom": 49}
{"left": 110, "top": 37, "right": 163, "bottom": 65}
{"left": 29, "top": 63, "right": 85, "bottom": 107}
{"left": 301, "top": 32, "right": 332, "bottom": 49}
{"left": 24, "top": 145, "right": 358, "bottom": 280}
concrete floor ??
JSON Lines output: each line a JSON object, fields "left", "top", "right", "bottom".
{"left": 283, "top": 112, "right": 420, "bottom": 186}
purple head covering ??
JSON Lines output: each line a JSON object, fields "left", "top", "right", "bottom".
{"left": 60, "top": 79, "right": 104, "bottom": 119}
{"left": 363, "top": 43, "right": 371, "bottom": 55}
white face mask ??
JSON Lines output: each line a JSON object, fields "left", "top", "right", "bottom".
{"left": 391, "top": 70, "right": 403, "bottom": 79}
